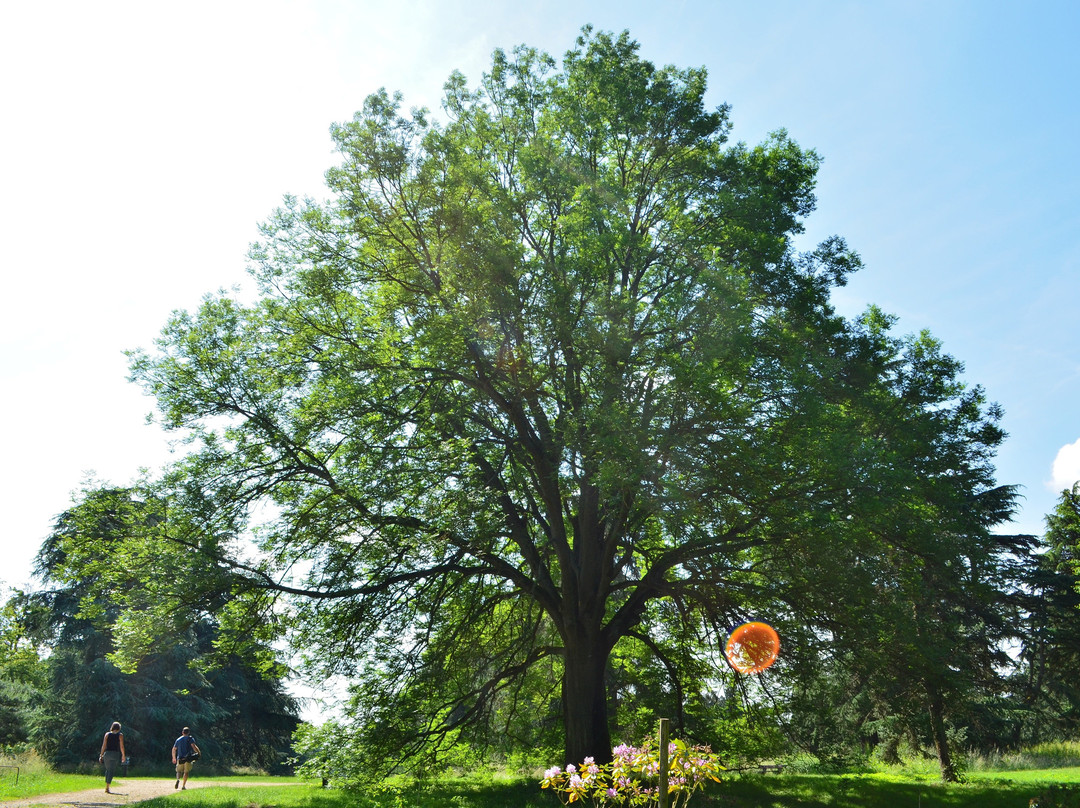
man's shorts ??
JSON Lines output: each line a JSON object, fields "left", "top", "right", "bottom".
{"left": 176, "top": 761, "right": 193, "bottom": 775}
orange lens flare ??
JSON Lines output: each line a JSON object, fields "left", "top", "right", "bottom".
{"left": 725, "top": 621, "right": 780, "bottom": 674}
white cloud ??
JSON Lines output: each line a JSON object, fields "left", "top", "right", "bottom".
{"left": 1049, "top": 439, "right": 1080, "bottom": 493}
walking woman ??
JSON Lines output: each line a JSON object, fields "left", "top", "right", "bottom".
{"left": 98, "top": 721, "right": 127, "bottom": 793}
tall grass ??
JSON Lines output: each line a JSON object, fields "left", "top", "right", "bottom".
{"left": 966, "top": 741, "right": 1080, "bottom": 772}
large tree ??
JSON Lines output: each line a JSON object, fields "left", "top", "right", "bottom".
{"left": 126, "top": 29, "right": 1011, "bottom": 767}
{"left": 26, "top": 487, "right": 300, "bottom": 771}
{"left": 1012, "top": 484, "right": 1080, "bottom": 743}
{"left": 742, "top": 319, "right": 1026, "bottom": 781}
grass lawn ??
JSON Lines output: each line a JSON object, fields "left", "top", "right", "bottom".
{"left": 0, "top": 770, "right": 304, "bottom": 803}
{"left": 125, "top": 770, "right": 1080, "bottom": 808}
{"left": 968, "top": 766, "right": 1080, "bottom": 784}
{"left": 4, "top": 767, "right": 1080, "bottom": 807}
{"left": 714, "top": 769, "right": 1080, "bottom": 807}
{"left": 0, "top": 768, "right": 102, "bottom": 800}
{"left": 134, "top": 780, "right": 553, "bottom": 808}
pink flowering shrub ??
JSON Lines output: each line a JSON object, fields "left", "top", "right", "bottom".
{"left": 541, "top": 739, "right": 723, "bottom": 807}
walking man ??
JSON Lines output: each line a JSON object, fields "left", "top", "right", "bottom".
{"left": 171, "top": 727, "right": 201, "bottom": 790}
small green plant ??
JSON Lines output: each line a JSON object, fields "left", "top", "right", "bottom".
{"left": 541, "top": 739, "right": 722, "bottom": 807}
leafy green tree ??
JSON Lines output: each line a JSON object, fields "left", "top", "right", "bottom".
{"left": 1044, "top": 483, "right": 1080, "bottom": 586}
{"left": 1012, "top": 484, "right": 1080, "bottom": 743}
{"left": 122, "top": 29, "right": 1014, "bottom": 770}
{"left": 26, "top": 487, "right": 299, "bottom": 771}
{"left": 741, "top": 318, "right": 1027, "bottom": 781}
{"left": 0, "top": 589, "right": 45, "bottom": 748}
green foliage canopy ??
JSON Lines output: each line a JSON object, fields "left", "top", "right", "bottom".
{"left": 122, "top": 29, "right": 1014, "bottom": 770}
{"left": 24, "top": 487, "right": 300, "bottom": 772}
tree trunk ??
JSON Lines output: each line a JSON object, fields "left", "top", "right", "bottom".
{"left": 562, "top": 635, "right": 613, "bottom": 765}
{"left": 927, "top": 688, "right": 960, "bottom": 782}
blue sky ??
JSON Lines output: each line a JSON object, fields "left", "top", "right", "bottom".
{"left": 1, "top": 0, "right": 1077, "bottom": 591}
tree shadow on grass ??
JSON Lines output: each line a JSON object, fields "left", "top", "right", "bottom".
{"left": 702, "top": 773, "right": 1048, "bottom": 808}
{"left": 139, "top": 781, "right": 559, "bottom": 808}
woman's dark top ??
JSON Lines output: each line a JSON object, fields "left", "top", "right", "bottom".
{"left": 105, "top": 731, "right": 122, "bottom": 752}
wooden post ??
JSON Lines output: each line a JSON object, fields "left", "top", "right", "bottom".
{"left": 658, "top": 717, "right": 670, "bottom": 808}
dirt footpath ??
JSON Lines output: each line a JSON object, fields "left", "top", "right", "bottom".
{"left": 1, "top": 779, "right": 288, "bottom": 807}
